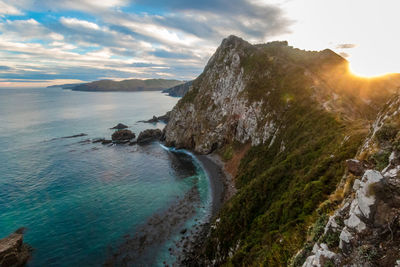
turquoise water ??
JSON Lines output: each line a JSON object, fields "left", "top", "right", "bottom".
{"left": 0, "top": 88, "right": 211, "bottom": 266}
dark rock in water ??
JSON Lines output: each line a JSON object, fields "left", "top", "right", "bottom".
{"left": 180, "top": 229, "right": 187, "bottom": 235}
{"left": 101, "top": 139, "right": 112, "bottom": 145}
{"left": 111, "top": 129, "right": 135, "bottom": 142}
{"left": 129, "top": 140, "right": 137, "bottom": 146}
{"left": 346, "top": 159, "right": 365, "bottom": 176}
{"left": 0, "top": 229, "right": 32, "bottom": 267}
{"left": 92, "top": 138, "right": 105, "bottom": 143}
{"left": 148, "top": 116, "right": 159, "bottom": 123}
{"left": 110, "top": 123, "right": 128, "bottom": 130}
{"left": 137, "top": 129, "right": 162, "bottom": 144}
{"left": 62, "top": 133, "right": 87, "bottom": 139}
{"left": 139, "top": 112, "right": 170, "bottom": 124}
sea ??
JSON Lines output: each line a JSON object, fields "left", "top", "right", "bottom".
{"left": 0, "top": 87, "right": 212, "bottom": 266}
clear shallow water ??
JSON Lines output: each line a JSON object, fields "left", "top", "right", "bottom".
{"left": 0, "top": 88, "right": 211, "bottom": 266}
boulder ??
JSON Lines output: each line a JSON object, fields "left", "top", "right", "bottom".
{"left": 0, "top": 230, "right": 32, "bottom": 267}
{"left": 101, "top": 139, "right": 112, "bottom": 145}
{"left": 111, "top": 130, "right": 136, "bottom": 142}
{"left": 346, "top": 159, "right": 365, "bottom": 176}
{"left": 137, "top": 129, "right": 162, "bottom": 144}
{"left": 110, "top": 123, "right": 128, "bottom": 130}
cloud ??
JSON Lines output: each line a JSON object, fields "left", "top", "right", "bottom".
{"left": 0, "top": 1, "right": 23, "bottom": 16}
{"left": 0, "top": 19, "right": 63, "bottom": 41}
{"left": 336, "top": 43, "right": 357, "bottom": 49}
{"left": 0, "top": 0, "right": 293, "bottom": 86}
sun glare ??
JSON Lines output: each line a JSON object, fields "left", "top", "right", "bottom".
{"left": 349, "top": 63, "right": 394, "bottom": 79}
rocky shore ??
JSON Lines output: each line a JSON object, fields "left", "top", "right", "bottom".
{"left": 0, "top": 229, "right": 32, "bottom": 267}
{"left": 177, "top": 153, "right": 235, "bottom": 266}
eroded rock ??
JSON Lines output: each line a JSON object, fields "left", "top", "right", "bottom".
{"left": 111, "top": 129, "right": 135, "bottom": 143}
{"left": 137, "top": 129, "right": 162, "bottom": 144}
{"left": 0, "top": 230, "right": 32, "bottom": 267}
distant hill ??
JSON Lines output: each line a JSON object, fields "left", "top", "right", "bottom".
{"left": 70, "top": 79, "right": 183, "bottom": 92}
{"left": 162, "top": 81, "right": 193, "bottom": 97}
{"left": 47, "top": 83, "right": 83, "bottom": 89}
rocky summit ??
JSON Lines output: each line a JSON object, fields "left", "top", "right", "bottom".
{"left": 164, "top": 35, "right": 400, "bottom": 266}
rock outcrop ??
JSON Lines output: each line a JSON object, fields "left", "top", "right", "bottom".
{"left": 162, "top": 81, "right": 193, "bottom": 97}
{"left": 0, "top": 230, "right": 31, "bottom": 267}
{"left": 111, "top": 129, "right": 135, "bottom": 143}
{"left": 300, "top": 94, "right": 400, "bottom": 267}
{"left": 137, "top": 129, "right": 162, "bottom": 144}
{"left": 110, "top": 123, "right": 128, "bottom": 130}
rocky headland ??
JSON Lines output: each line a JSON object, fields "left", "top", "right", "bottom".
{"left": 162, "top": 35, "right": 400, "bottom": 265}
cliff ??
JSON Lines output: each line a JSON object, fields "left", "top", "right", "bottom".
{"left": 162, "top": 80, "right": 193, "bottom": 97}
{"left": 164, "top": 35, "right": 400, "bottom": 265}
{"left": 299, "top": 95, "right": 400, "bottom": 266}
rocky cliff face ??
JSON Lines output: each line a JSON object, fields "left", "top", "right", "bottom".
{"left": 165, "top": 36, "right": 400, "bottom": 154}
{"left": 164, "top": 35, "right": 400, "bottom": 266}
{"left": 299, "top": 95, "right": 400, "bottom": 267}
{"left": 162, "top": 81, "right": 193, "bottom": 97}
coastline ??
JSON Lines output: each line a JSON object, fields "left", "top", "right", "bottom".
{"left": 195, "top": 153, "right": 236, "bottom": 217}
{"left": 177, "top": 153, "right": 236, "bottom": 265}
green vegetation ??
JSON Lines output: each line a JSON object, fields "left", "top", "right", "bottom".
{"left": 176, "top": 86, "right": 199, "bottom": 108}
{"left": 375, "top": 123, "right": 398, "bottom": 144}
{"left": 221, "top": 144, "right": 234, "bottom": 161}
{"left": 370, "top": 150, "right": 391, "bottom": 171}
{"left": 204, "top": 99, "right": 365, "bottom": 266}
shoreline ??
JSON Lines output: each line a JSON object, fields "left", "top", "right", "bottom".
{"left": 195, "top": 153, "right": 236, "bottom": 217}
{"left": 177, "top": 153, "right": 236, "bottom": 265}
{"left": 195, "top": 154, "right": 226, "bottom": 217}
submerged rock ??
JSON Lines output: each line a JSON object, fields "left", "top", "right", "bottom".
{"left": 137, "top": 129, "right": 162, "bottom": 144}
{"left": 111, "top": 129, "right": 135, "bottom": 143}
{"left": 101, "top": 139, "right": 112, "bottom": 145}
{"left": 61, "top": 133, "right": 87, "bottom": 139}
{"left": 0, "top": 229, "right": 32, "bottom": 267}
{"left": 110, "top": 123, "right": 128, "bottom": 130}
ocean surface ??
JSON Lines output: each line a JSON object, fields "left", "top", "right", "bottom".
{"left": 0, "top": 88, "right": 211, "bottom": 266}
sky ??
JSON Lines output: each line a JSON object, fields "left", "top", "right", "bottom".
{"left": 0, "top": 0, "right": 399, "bottom": 87}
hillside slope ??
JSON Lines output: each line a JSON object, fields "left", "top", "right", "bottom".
{"left": 164, "top": 35, "right": 400, "bottom": 265}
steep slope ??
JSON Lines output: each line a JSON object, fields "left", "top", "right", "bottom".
{"left": 162, "top": 80, "right": 193, "bottom": 97}
{"left": 71, "top": 78, "right": 183, "bottom": 92}
{"left": 164, "top": 35, "right": 400, "bottom": 265}
{"left": 300, "top": 94, "right": 400, "bottom": 266}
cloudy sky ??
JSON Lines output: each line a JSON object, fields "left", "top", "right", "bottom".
{"left": 0, "top": 0, "right": 399, "bottom": 87}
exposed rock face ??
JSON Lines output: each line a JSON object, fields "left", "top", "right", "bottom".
{"left": 111, "top": 129, "right": 135, "bottom": 143}
{"left": 164, "top": 35, "right": 400, "bottom": 154}
{"left": 165, "top": 36, "right": 277, "bottom": 153}
{"left": 137, "top": 129, "right": 162, "bottom": 144}
{"left": 346, "top": 159, "right": 366, "bottom": 176}
{"left": 301, "top": 95, "right": 400, "bottom": 267}
{"left": 0, "top": 230, "right": 31, "bottom": 267}
{"left": 162, "top": 81, "right": 193, "bottom": 97}
{"left": 110, "top": 123, "right": 128, "bottom": 130}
